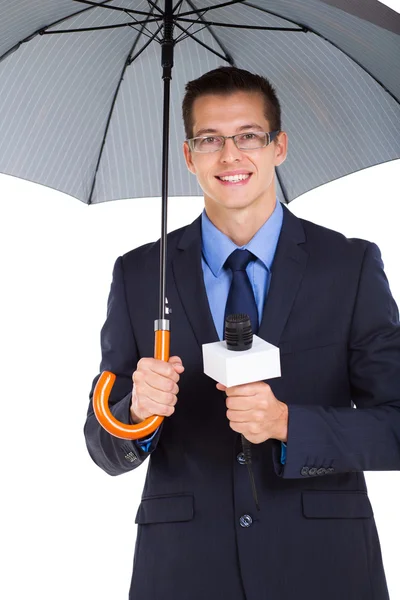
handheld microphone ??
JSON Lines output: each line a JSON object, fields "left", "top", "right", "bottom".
{"left": 202, "top": 314, "right": 281, "bottom": 512}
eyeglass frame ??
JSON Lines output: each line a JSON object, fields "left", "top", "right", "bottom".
{"left": 186, "top": 130, "right": 280, "bottom": 153}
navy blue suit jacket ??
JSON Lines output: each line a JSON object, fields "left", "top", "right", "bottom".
{"left": 85, "top": 204, "right": 400, "bottom": 600}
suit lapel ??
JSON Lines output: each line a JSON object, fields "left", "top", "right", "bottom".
{"left": 258, "top": 205, "right": 308, "bottom": 346}
{"left": 172, "top": 204, "right": 308, "bottom": 352}
{"left": 172, "top": 215, "right": 219, "bottom": 349}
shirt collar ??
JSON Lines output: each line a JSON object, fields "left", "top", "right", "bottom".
{"left": 201, "top": 199, "right": 283, "bottom": 277}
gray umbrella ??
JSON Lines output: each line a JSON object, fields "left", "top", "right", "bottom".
{"left": 1, "top": 1, "right": 399, "bottom": 445}
{"left": 1, "top": 0, "right": 399, "bottom": 206}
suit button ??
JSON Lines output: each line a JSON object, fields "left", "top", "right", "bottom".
{"left": 317, "top": 468, "right": 326, "bottom": 475}
{"left": 124, "top": 451, "right": 137, "bottom": 463}
{"left": 237, "top": 452, "right": 246, "bottom": 465}
{"left": 309, "top": 467, "right": 317, "bottom": 476}
{"left": 239, "top": 514, "right": 253, "bottom": 528}
{"left": 301, "top": 467, "right": 309, "bottom": 476}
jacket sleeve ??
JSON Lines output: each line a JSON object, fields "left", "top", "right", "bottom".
{"left": 84, "top": 256, "right": 163, "bottom": 476}
{"left": 272, "top": 241, "right": 400, "bottom": 479}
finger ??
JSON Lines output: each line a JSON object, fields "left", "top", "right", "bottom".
{"left": 225, "top": 384, "right": 258, "bottom": 396}
{"left": 172, "top": 363, "right": 185, "bottom": 372}
{"left": 138, "top": 357, "right": 181, "bottom": 382}
{"left": 135, "top": 369, "right": 180, "bottom": 396}
{"left": 225, "top": 395, "right": 255, "bottom": 410}
{"left": 169, "top": 357, "right": 185, "bottom": 373}
{"left": 226, "top": 408, "right": 256, "bottom": 423}
{"left": 169, "top": 355, "right": 183, "bottom": 365}
{"left": 137, "top": 393, "right": 176, "bottom": 417}
{"left": 138, "top": 381, "right": 178, "bottom": 408}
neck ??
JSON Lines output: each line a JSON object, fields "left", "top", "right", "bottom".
{"left": 205, "top": 196, "right": 277, "bottom": 247}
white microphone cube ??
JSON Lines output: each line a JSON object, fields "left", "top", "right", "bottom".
{"left": 202, "top": 335, "right": 281, "bottom": 387}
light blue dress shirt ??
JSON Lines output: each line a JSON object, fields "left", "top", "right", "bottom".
{"left": 136, "top": 200, "right": 287, "bottom": 464}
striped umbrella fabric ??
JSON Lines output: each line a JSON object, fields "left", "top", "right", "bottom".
{"left": 0, "top": 0, "right": 399, "bottom": 205}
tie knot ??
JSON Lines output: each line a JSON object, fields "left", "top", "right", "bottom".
{"left": 224, "top": 249, "right": 256, "bottom": 272}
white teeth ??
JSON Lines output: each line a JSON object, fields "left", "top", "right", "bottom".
{"left": 219, "top": 173, "right": 250, "bottom": 182}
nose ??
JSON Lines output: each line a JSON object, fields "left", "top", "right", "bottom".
{"left": 219, "top": 137, "right": 243, "bottom": 162}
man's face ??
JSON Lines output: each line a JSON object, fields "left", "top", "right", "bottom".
{"left": 183, "top": 91, "right": 287, "bottom": 215}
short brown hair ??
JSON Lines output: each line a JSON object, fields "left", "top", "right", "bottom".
{"left": 182, "top": 66, "right": 281, "bottom": 140}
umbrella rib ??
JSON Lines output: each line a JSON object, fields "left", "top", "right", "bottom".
{"left": 175, "top": 18, "right": 304, "bottom": 31}
{"left": 127, "top": 23, "right": 164, "bottom": 43}
{"left": 73, "top": 0, "right": 158, "bottom": 19}
{"left": 72, "top": 0, "right": 163, "bottom": 38}
{"left": 173, "top": 1, "right": 209, "bottom": 43}
{"left": 0, "top": 0, "right": 116, "bottom": 64}
{"left": 174, "top": 23, "right": 209, "bottom": 44}
{"left": 177, "top": 0, "right": 246, "bottom": 18}
{"left": 128, "top": 22, "right": 164, "bottom": 64}
{"left": 243, "top": 1, "right": 400, "bottom": 107}
{"left": 40, "top": 20, "right": 162, "bottom": 36}
{"left": 173, "top": 0, "right": 185, "bottom": 14}
{"left": 146, "top": 0, "right": 165, "bottom": 16}
{"left": 243, "top": 1, "right": 314, "bottom": 30}
{"left": 174, "top": 22, "right": 233, "bottom": 64}
{"left": 87, "top": 8, "right": 162, "bottom": 204}
{"left": 184, "top": 0, "right": 235, "bottom": 65}
{"left": 275, "top": 165, "right": 289, "bottom": 205}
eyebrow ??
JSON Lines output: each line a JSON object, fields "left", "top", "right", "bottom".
{"left": 193, "top": 123, "right": 264, "bottom": 137}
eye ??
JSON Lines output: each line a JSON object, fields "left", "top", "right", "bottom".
{"left": 240, "top": 132, "right": 257, "bottom": 140}
{"left": 203, "top": 136, "right": 218, "bottom": 143}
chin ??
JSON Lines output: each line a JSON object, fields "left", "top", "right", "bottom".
{"left": 205, "top": 189, "right": 258, "bottom": 212}
{"left": 220, "top": 196, "right": 256, "bottom": 209}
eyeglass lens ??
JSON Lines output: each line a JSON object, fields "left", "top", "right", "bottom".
{"left": 193, "top": 132, "right": 267, "bottom": 152}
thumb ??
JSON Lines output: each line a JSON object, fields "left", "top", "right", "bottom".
{"left": 168, "top": 356, "right": 184, "bottom": 369}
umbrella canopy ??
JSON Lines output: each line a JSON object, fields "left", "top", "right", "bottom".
{"left": 0, "top": 0, "right": 399, "bottom": 206}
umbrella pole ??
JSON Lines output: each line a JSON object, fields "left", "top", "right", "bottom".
{"left": 154, "top": 0, "right": 174, "bottom": 364}
{"left": 93, "top": 3, "right": 175, "bottom": 439}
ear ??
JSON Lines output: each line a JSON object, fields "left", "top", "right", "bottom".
{"left": 183, "top": 141, "right": 196, "bottom": 175}
{"left": 274, "top": 131, "right": 288, "bottom": 168}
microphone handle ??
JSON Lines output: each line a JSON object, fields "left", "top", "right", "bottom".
{"left": 223, "top": 315, "right": 260, "bottom": 511}
{"left": 241, "top": 434, "right": 260, "bottom": 512}
{"left": 223, "top": 389, "right": 260, "bottom": 512}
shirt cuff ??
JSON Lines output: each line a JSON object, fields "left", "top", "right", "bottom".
{"left": 281, "top": 441, "right": 287, "bottom": 465}
{"left": 135, "top": 427, "right": 160, "bottom": 452}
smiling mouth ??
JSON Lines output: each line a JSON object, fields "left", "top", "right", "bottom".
{"left": 216, "top": 173, "right": 252, "bottom": 185}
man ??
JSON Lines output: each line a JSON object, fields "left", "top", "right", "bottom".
{"left": 84, "top": 67, "right": 400, "bottom": 600}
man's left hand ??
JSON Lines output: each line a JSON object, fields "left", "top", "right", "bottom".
{"left": 216, "top": 381, "right": 288, "bottom": 444}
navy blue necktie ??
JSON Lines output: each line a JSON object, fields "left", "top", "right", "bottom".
{"left": 224, "top": 249, "right": 259, "bottom": 336}
{"left": 223, "top": 248, "right": 261, "bottom": 512}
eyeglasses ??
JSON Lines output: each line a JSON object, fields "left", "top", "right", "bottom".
{"left": 187, "top": 130, "right": 280, "bottom": 153}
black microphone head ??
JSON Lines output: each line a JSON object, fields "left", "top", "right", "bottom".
{"left": 224, "top": 313, "right": 253, "bottom": 351}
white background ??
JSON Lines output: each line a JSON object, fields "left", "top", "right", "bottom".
{"left": 1, "top": 2, "right": 400, "bottom": 598}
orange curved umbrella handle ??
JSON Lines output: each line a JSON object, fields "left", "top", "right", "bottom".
{"left": 93, "top": 329, "right": 169, "bottom": 440}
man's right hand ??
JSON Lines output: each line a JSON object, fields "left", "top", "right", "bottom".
{"left": 130, "top": 356, "right": 185, "bottom": 423}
